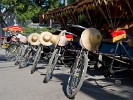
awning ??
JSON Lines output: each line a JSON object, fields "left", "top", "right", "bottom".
{"left": 8, "top": 25, "right": 23, "bottom": 32}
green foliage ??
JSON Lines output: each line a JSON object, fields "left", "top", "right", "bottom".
{"left": 78, "top": 14, "right": 88, "bottom": 27}
{"left": 1, "top": 0, "right": 41, "bottom": 22}
{"left": 17, "top": 5, "right": 41, "bottom": 21}
{"left": 47, "top": 0, "right": 60, "bottom": 10}
{"left": 23, "top": 26, "right": 55, "bottom": 35}
{"left": 68, "top": 0, "right": 77, "bottom": 4}
{"left": 1, "top": 0, "right": 64, "bottom": 22}
{"left": 1, "top": 0, "right": 66, "bottom": 29}
{"left": 34, "top": 0, "right": 64, "bottom": 13}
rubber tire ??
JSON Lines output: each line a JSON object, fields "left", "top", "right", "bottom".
{"left": 19, "top": 46, "right": 31, "bottom": 68}
{"left": 66, "top": 51, "right": 88, "bottom": 99}
{"left": 31, "top": 46, "right": 42, "bottom": 74}
{"left": 5, "top": 44, "right": 17, "bottom": 61}
{"left": 44, "top": 49, "right": 59, "bottom": 83}
{"left": 14, "top": 45, "right": 23, "bottom": 65}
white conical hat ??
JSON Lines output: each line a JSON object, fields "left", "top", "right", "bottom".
{"left": 80, "top": 28, "right": 102, "bottom": 51}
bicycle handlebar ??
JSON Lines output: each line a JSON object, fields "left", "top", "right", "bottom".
{"left": 53, "top": 28, "right": 78, "bottom": 37}
{"left": 65, "top": 31, "right": 78, "bottom": 37}
{"left": 52, "top": 25, "right": 88, "bottom": 37}
{"left": 71, "top": 25, "right": 87, "bottom": 29}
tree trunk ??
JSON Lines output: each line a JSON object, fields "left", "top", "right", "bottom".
{"left": 50, "top": 19, "right": 52, "bottom": 28}
{"left": 0, "top": 16, "right": 7, "bottom": 36}
{"left": 65, "top": 0, "right": 68, "bottom": 6}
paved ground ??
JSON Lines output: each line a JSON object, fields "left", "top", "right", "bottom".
{"left": 0, "top": 48, "right": 133, "bottom": 100}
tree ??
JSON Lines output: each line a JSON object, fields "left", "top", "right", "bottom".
{"left": 64, "top": 0, "right": 78, "bottom": 4}
{"left": 34, "top": 0, "right": 64, "bottom": 11}
{"left": 0, "top": 4, "right": 8, "bottom": 28}
{"left": 0, "top": 0, "right": 41, "bottom": 28}
{"left": 34, "top": 0, "right": 64, "bottom": 27}
{"left": 67, "top": 0, "right": 77, "bottom": 4}
{"left": 0, "top": 0, "right": 68, "bottom": 29}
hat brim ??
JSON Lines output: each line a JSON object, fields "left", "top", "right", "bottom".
{"left": 80, "top": 39, "right": 94, "bottom": 51}
{"left": 39, "top": 32, "right": 53, "bottom": 46}
{"left": 80, "top": 29, "right": 98, "bottom": 52}
{"left": 50, "top": 30, "right": 65, "bottom": 46}
{"left": 28, "top": 33, "right": 40, "bottom": 45}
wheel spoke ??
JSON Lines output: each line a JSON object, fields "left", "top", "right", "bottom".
{"left": 19, "top": 46, "right": 31, "bottom": 68}
{"left": 31, "top": 47, "right": 41, "bottom": 74}
{"left": 44, "top": 49, "right": 59, "bottom": 83}
{"left": 66, "top": 51, "right": 88, "bottom": 99}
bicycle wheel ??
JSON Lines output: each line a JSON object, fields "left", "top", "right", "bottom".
{"left": 31, "top": 46, "right": 42, "bottom": 74}
{"left": 5, "top": 47, "right": 11, "bottom": 60}
{"left": 66, "top": 51, "right": 88, "bottom": 99}
{"left": 44, "top": 49, "right": 59, "bottom": 83}
{"left": 19, "top": 46, "right": 31, "bottom": 68}
{"left": 14, "top": 44, "right": 23, "bottom": 65}
{"left": 5, "top": 44, "right": 18, "bottom": 61}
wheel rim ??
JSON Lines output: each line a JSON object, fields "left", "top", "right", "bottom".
{"left": 67, "top": 58, "right": 83, "bottom": 96}
{"left": 5, "top": 45, "right": 17, "bottom": 61}
{"left": 31, "top": 47, "right": 42, "bottom": 73}
{"left": 15, "top": 46, "right": 23, "bottom": 65}
{"left": 20, "top": 56, "right": 29, "bottom": 67}
{"left": 45, "top": 49, "right": 59, "bottom": 82}
{"left": 47, "top": 53, "right": 59, "bottom": 80}
{"left": 66, "top": 51, "right": 88, "bottom": 98}
{"left": 19, "top": 47, "right": 31, "bottom": 68}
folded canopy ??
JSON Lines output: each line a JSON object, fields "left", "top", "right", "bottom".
{"left": 2, "top": 25, "right": 23, "bottom": 32}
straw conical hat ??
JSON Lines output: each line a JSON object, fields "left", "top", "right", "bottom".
{"left": 39, "top": 31, "right": 53, "bottom": 46}
{"left": 50, "top": 30, "right": 66, "bottom": 46}
{"left": 80, "top": 28, "right": 102, "bottom": 51}
{"left": 28, "top": 33, "right": 40, "bottom": 45}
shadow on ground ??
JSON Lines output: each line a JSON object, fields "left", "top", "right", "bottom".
{"left": 1, "top": 49, "right": 133, "bottom": 100}
{"left": 45, "top": 68, "right": 133, "bottom": 100}
{"left": 0, "top": 54, "right": 7, "bottom": 62}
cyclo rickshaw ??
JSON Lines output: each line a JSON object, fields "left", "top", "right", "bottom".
{"left": 2, "top": 25, "right": 24, "bottom": 61}
{"left": 40, "top": 24, "right": 133, "bottom": 99}
{"left": 65, "top": 24, "right": 133, "bottom": 99}
{"left": 63, "top": 0, "right": 133, "bottom": 98}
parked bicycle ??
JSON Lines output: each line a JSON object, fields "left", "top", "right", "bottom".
{"left": 65, "top": 25, "right": 102, "bottom": 99}
{"left": 43, "top": 30, "right": 79, "bottom": 83}
{"left": 5, "top": 33, "right": 20, "bottom": 61}
{"left": 31, "top": 44, "right": 53, "bottom": 74}
{"left": 18, "top": 33, "right": 40, "bottom": 69}
{"left": 14, "top": 34, "right": 28, "bottom": 65}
